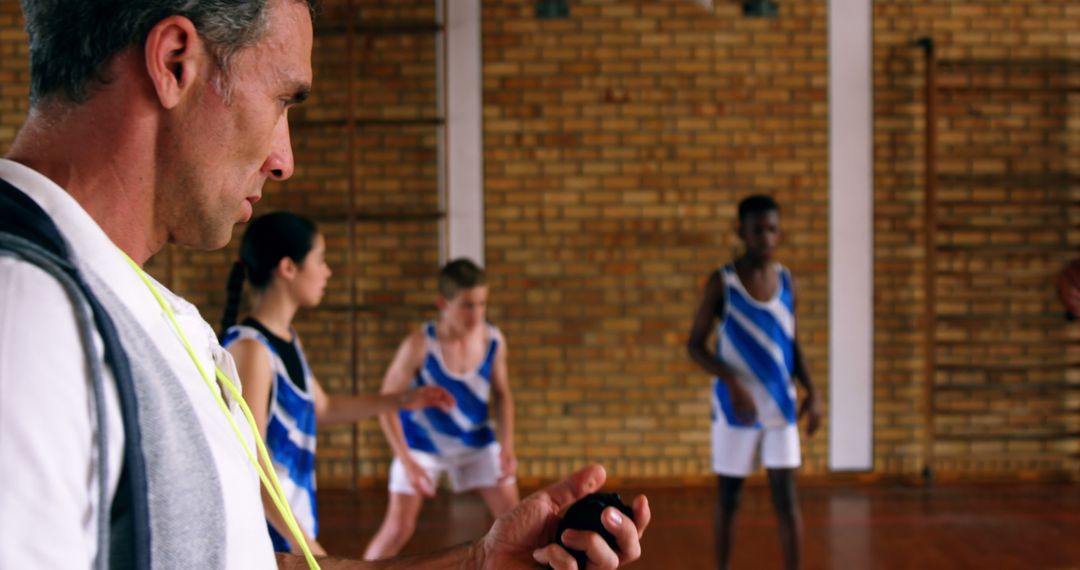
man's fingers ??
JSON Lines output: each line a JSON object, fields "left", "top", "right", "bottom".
{"left": 561, "top": 529, "right": 619, "bottom": 569}
{"left": 540, "top": 464, "right": 607, "bottom": 515}
{"left": 631, "top": 495, "right": 651, "bottom": 538}
{"left": 533, "top": 543, "right": 580, "bottom": 570}
{"left": 596, "top": 506, "right": 642, "bottom": 563}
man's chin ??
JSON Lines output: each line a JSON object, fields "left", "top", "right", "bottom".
{"left": 180, "top": 236, "right": 234, "bottom": 251}
{"left": 208, "top": 220, "right": 244, "bottom": 250}
{"left": 173, "top": 227, "right": 237, "bottom": 251}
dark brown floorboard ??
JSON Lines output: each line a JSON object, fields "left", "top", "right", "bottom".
{"left": 317, "top": 484, "right": 1080, "bottom": 569}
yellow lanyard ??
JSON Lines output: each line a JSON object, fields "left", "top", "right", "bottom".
{"left": 119, "top": 250, "right": 320, "bottom": 570}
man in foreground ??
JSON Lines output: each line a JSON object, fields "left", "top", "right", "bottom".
{"left": 0, "top": 0, "right": 649, "bottom": 567}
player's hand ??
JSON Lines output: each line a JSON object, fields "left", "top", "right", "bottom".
{"left": 499, "top": 446, "right": 518, "bottom": 482}
{"left": 730, "top": 384, "right": 758, "bottom": 425}
{"left": 799, "top": 391, "right": 822, "bottom": 437}
{"left": 403, "top": 457, "right": 436, "bottom": 497}
{"left": 479, "top": 464, "right": 650, "bottom": 570}
{"left": 400, "top": 386, "right": 455, "bottom": 412}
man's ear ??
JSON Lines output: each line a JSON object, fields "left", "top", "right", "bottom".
{"left": 144, "top": 16, "right": 205, "bottom": 109}
{"left": 435, "top": 296, "right": 448, "bottom": 312}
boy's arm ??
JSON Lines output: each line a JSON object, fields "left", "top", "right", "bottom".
{"left": 377, "top": 331, "right": 436, "bottom": 496}
{"left": 229, "top": 339, "right": 326, "bottom": 556}
{"left": 686, "top": 270, "right": 757, "bottom": 424}
{"left": 789, "top": 273, "right": 821, "bottom": 436}
{"left": 687, "top": 271, "right": 737, "bottom": 380}
{"left": 227, "top": 338, "right": 274, "bottom": 441}
{"left": 489, "top": 330, "right": 516, "bottom": 479}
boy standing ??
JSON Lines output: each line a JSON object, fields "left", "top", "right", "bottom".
{"left": 687, "top": 195, "right": 821, "bottom": 570}
{"left": 364, "top": 258, "right": 520, "bottom": 560}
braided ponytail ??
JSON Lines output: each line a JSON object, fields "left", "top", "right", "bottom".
{"left": 219, "top": 260, "right": 247, "bottom": 339}
{"left": 218, "top": 212, "right": 318, "bottom": 340}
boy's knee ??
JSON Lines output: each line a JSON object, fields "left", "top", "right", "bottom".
{"left": 767, "top": 473, "right": 798, "bottom": 514}
{"left": 381, "top": 514, "right": 417, "bottom": 540}
{"left": 717, "top": 476, "right": 745, "bottom": 513}
{"left": 386, "top": 520, "right": 414, "bottom": 544}
{"left": 395, "top": 519, "right": 417, "bottom": 538}
{"left": 771, "top": 490, "right": 797, "bottom": 515}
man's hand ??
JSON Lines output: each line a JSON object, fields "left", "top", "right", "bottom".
{"left": 399, "top": 386, "right": 455, "bottom": 412}
{"left": 480, "top": 464, "right": 650, "bottom": 570}
{"left": 798, "top": 391, "right": 822, "bottom": 437}
{"left": 729, "top": 383, "right": 758, "bottom": 425}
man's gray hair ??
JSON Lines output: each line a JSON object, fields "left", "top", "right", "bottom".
{"left": 21, "top": 0, "right": 317, "bottom": 106}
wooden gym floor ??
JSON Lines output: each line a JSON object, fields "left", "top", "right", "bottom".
{"left": 317, "top": 482, "right": 1080, "bottom": 569}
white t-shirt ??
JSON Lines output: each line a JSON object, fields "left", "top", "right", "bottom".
{"left": 0, "top": 159, "right": 276, "bottom": 568}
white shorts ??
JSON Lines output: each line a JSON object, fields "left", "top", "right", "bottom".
{"left": 389, "top": 443, "right": 515, "bottom": 495}
{"left": 711, "top": 421, "right": 801, "bottom": 478}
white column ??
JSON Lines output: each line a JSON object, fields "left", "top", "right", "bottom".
{"left": 440, "top": 0, "right": 485, "bottom": 266}
{"left": 828, "top": 0, "right": 874, "bottom": 470}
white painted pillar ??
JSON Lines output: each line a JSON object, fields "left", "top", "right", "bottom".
{"left": 440, "top": 0, "right": 485, "bottom": 266}
{"left": 828, "top": 0, "right": 874, "bottom": 471}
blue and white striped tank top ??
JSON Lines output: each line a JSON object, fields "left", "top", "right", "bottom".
{"left": 399, "top": 322, "right": 500, "bottom": 457}
{"left": 713, "top": 263, "right": 797, "bottom": 429}
{"left": 221, "top": 324, "right": 318, "bottom": 552}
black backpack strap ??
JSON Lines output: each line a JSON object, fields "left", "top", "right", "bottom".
{"left": 0, "top": 177, "right": 151, "bottom": 570}
{"left": 0, "top": 176, "right": 71, "bottom": 259}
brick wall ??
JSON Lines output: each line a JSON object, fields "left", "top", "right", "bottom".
{"left": 480, "top": 0, "right": 829, "bottom": 481}
{"left": 0, "top": 1, "right": 29, "bottom": 156}
{"left": 873, "top": 0, "right": 1079, "bottom": 479}
{"left": 0, "top": 0, "right": 1076, "bottom": 486}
